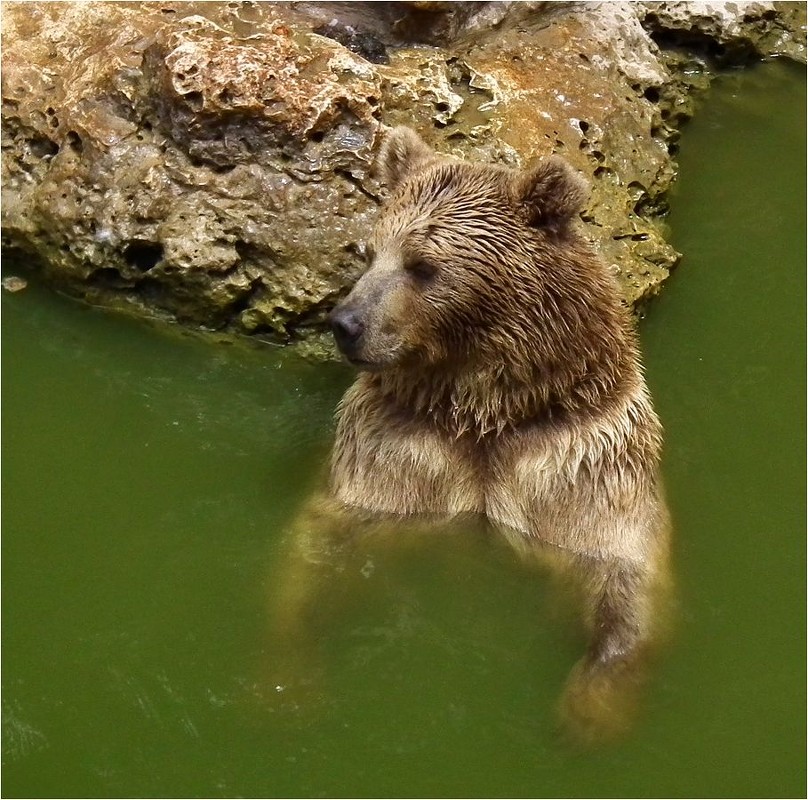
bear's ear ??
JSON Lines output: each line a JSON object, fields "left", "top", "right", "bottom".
{"left": 511, "top": 157, "right": 588, "bottom": 231}
{"left": 376, "top": 127, "right": 435, "bottom": 190}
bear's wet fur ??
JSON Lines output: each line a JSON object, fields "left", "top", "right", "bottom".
{"left": 279, "top": 127, "right": 671, "bottom": 742}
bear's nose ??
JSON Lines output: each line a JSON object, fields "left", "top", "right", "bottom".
{"left": 329, "top": 308, "right": 365, "bottom": 353}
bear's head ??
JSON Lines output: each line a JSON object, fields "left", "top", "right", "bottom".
{"left": 329, "top": 127, "right": 591, "bottom": 373}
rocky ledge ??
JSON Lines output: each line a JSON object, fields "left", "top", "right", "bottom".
{"left": 2, "top": 1, "right": 805, "bottom": 356}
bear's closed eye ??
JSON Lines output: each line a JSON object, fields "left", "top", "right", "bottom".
{"left": 406, "top": 259, "right": 438, "bottom": 282}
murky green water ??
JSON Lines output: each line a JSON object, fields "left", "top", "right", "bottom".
{"left": 3, "top": 60, "right": 805, "bottom": 798}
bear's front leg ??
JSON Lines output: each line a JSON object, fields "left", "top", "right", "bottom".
{"left": 586, "top": 558, "right": 649, "bottom": 665}
{"left": 559, "top": 552, "right": 672, "bottom": 744}
{"left": 264, "top": 491, "right": 364, "bottom": 706}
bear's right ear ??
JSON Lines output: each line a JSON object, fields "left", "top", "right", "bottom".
{"left": 376, "top": 127, "right": 435, "bottom": 190}
{"left": 511, "top": 157, "right": 589, "bottom": 232}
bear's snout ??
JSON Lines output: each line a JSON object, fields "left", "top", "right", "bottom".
{"left": 329, "top": 307, "right": 365, "bottom": 358}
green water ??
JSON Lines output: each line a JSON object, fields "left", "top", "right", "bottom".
{"left": 2, "top": 60, "right": 805, "bottom": 798}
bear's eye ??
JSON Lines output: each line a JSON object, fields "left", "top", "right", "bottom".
{"left": 406, "top": 259, "right": 438, "bottom": 282}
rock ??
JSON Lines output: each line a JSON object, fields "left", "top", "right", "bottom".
{"left": 1, "top": 1, "right": 805, "bottom": 356}
{"left": 2, "top": 276, "right": 28, "bottom": 293}
{"left": 2, "top": 2, "right": 383, "bottom": 339}
{"left": 640, "top": 1, "right": 807, "bottom": 62}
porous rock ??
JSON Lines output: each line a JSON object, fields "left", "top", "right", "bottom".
{"left": 1, "top": 1, "right": 804, "bottom": 356}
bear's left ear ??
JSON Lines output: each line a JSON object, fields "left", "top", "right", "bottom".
{"left": 376, "top": 127, "right": 436, "bottom": 190}
{"left": 511, "top": 157, "right": 588, "bottom": 231}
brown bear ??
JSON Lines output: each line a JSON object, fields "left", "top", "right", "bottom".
{"left": 272, "top": 127, "right": 671, "bottom": 741}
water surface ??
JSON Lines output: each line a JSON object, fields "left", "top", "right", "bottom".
{"left": 3, "top": 59, "right": 805, "bottom": 797}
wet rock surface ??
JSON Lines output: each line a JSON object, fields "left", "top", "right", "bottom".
{"left": 2, "top": 1, "right": 805, "bottom": 356}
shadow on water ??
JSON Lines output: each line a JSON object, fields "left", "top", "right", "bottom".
{"left": 2, "top": 60, "right": 805, "bottom": 797}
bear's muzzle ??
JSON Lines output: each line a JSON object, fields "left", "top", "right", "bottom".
{"left": 329, "top": 307, "right": 365, "bottom": 361}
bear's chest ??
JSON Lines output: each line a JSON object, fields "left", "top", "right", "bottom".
{"left": 330, "top": 420, "right": 485, "bottom": 516}
{"left": 329, "top": 381, "right": 593, "bottom": 528}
